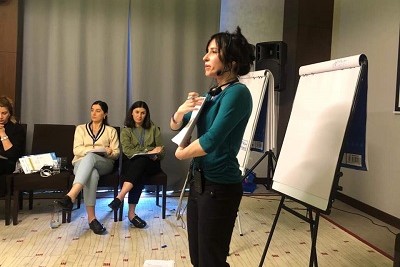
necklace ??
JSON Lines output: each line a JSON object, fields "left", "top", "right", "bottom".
{"left": 208, "top": 78, "right": 239, "bottom": 96}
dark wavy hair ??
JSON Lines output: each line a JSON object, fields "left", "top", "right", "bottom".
{"left": 206, "top": 26, "right": 255, "bottom": 76}
{"left": 125, "top": 101, "right": 151, "bottom": 129}
{"left": 91, "top": 100, "right": 109, "bottom": 125}
{"left": 0, "top": 95, "right": 17, "bottom": 123}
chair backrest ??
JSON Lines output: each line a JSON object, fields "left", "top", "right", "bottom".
{"left": 31, "top": 124, "right": 76, "bottom": 169}
{"left": 20, "top": 123, "right": 27, "bottom": 155}
{"left": 97, "top": 126, "right": 121, "bottom": 190}
{"left": 111, "top": 126, "right": 121, "bottom": 172}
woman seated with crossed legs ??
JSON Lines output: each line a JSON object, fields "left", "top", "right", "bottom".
{"left": 108, "top": 101, "right": 164, "bottom": 228}
{"left": 56, "top": 100, "right": 120, "bottom": 235}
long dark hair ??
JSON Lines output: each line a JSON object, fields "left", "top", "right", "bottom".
{"left": 91, "top": 100, "right": 109, "bottom": 125}
{"left": 206, "top": 26, "right": 255, "bottom": 76}
{"left": 125, "top": 101, "right": 151, "bottom": 129}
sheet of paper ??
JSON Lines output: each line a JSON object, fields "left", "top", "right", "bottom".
{"left": 129, "top": 151, "right": 159, "bottom": 159}
{"left": 88, "top": 147, "right": 107, "bottom": 156}
{"left": 143, "top": 260, "right": 175, "bottom": 267}
{"left": 171, "top": 97, "right": 205, "bottom": 146}
{"left": 19, "top": 152, "right": 57, "bottom": 174}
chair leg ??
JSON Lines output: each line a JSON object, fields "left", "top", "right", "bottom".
{"left": 113, "top": 186, "right": 118, "bottom": 222}
{"left": 155, "top": 185, "right": 160, "bottom": 206}
{"left": 5, "top": 196, "right": 10, "bottom": 225}
{"left": 118, "top": 199, "right": 124, "bottom": 221}
{"left": 5, "top": 175, "right": 12, "bottom": 226}
{"left": 18, "top": 192, "right": 23, "bottom": 210}
{"left": 162, "top": 184, "right": 166, "bottom": 219}
{"left": 62, "top": 210, "right": 67, "bottom": 223}
{"left": 62, "top": 189, "right": 71, "bottom": 223}
{"left": 5, "top": 193, "right": 11, "bottom": 225}
{"left": 77, "top": 192, "right": 81, "bottom": 209}
{"left": 29, "top": 190, "right": 33, "bottom": 210}
{"left": 13, "top": 190, "right": 19, "bottom": 225}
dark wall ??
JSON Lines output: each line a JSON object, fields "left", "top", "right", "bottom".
{"left": 0, "top": 0, "right": 23, "bottom": 119}
{"left": 278, "top": 0, "right": 334, "bottom": 153}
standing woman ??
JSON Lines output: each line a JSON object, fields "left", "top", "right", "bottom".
{"left": 0, "top": 96, "right": 26, "bottom": 196}
{"left": 170, "top": 26, "right": 255, "bottom": 267}
{"left": 108, "top": 101, "right": 164, "bottom": 228}
{"left": 56, "top": 100, "right": 120, "bottom": 235}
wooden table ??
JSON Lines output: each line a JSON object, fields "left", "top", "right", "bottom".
{"left": 5, "top": 171, "right": 72, "bottom": 225}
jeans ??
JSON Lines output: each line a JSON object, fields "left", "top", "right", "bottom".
{"left": 73, "top": 152, "right": 114, "bottom": 206}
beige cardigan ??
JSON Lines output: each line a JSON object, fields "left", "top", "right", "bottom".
{"left": 72, "top": 123, "right": 120, "bottom": 164}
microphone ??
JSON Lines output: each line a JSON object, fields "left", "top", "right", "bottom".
{"left": 208, "top": 78, "right": 239, "bottom": 97}
{"left": 209, "top": 86, "right": 222, "bottom": 96}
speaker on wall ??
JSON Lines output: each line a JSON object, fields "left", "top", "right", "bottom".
{"left": 255, "top": 41, "right": 287, "bottom": 91}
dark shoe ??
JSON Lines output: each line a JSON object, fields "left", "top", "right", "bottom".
{"left": 108, "top": 198, "right": 122, "bottom": 211}
{"left": 129, "top": 215, "right": 147, "bottom": 228}
{"left": 89, "top": 219, "right": 106, "bottom": 235}
{"left": 55, "top": 195, "right": 73, "bottom": 212}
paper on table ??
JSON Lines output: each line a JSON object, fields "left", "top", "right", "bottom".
{"left": 18, "top": 152, "right": 56, "bottom": 174}
{"left": 171, "top": 97, "right": 205, "bottom": 146}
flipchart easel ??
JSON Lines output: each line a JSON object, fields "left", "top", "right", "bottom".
{"left": 259, "top": 54, "right": 368, "bottom": 267}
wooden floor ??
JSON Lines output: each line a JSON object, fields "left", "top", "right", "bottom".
{"left": 0, "top": 193, "right": 394, "bottom": 267}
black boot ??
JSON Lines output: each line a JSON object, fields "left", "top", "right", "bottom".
{"left": 130, "top": 215, "right": 147, "bottom": 228}
{"left": 55, "top": 195, "right": 73, "bottom": 212}
{"left": 108, "top": 198, "right": 122, "bottom": 211}
{"left": 89, "top": 219, "right": 106, "bottom": 235}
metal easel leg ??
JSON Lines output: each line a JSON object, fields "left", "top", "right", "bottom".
{"left": 237, "top": 211, "right": 243, "bottom": 236}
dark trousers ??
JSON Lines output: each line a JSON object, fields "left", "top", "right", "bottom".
{"left": 187, "top": 179, "right": 242, "bottom": 267}
{"left": 122, "top": 156, "right": 161, "bottom": 204}
{"left": 128, "top": 183, "right": 144, "bottom": 204}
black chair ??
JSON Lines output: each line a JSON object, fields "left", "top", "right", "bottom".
{"left": 143, "top": 170, "right": 168, "bottom": 219}
{"left": 5, "top": 124, "right": 75, "bottom": 225}
{"left": 97, "top": 126, "right": 122, "bottom": 222}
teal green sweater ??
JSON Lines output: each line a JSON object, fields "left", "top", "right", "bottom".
{"left": 183, "top": 82, "right": 252, "bottom": 184}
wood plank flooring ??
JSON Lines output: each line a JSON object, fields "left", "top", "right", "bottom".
{"left": 0, "top": 194, "right": 393, "bottom": 266}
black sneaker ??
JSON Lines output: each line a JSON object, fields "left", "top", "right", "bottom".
{"left": 89, "top": 219, "right": 106, "bottom": 235}
{"left": 55, "top": 195, "right": 73, "bottom": 212}
{"left": 129, "top": 215, "right": 147, "bottom": 228}
{"left": 108, "top": 198, "right": 122, "bottom": 211}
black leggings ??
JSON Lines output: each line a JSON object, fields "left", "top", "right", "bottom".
{"left": 187, "top": 179, "right": 243, "bottom": 267}
{"left": 122, "top": 156, "right": 161, "bottom": 204}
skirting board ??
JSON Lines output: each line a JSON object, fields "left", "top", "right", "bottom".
{"left": 336, "top": 191, "right": 400, "bottom": 229}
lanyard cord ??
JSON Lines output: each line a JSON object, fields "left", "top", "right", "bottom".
{"left": 133, "top": 127, "right": 145, "bottom": 149}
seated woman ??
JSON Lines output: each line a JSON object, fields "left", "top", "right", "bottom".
{"left": 0, "top": 96, "right": 26, "bottom": 196}
{"left": 108, "top": 101, "right": 164, "bottom": 228}
{"left": 56, "top": 100, "right": 120, "bottom": 235}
